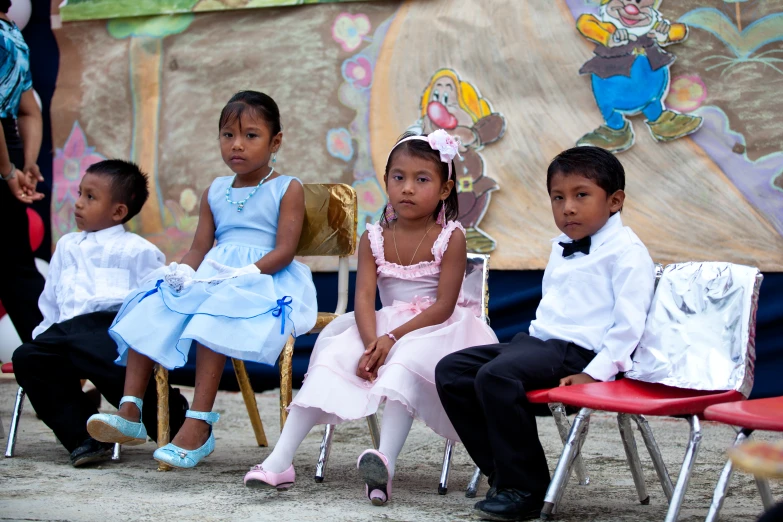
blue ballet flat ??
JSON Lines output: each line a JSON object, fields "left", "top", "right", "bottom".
{"left": 152, "top": 410, "right": 220, "bottom": 469}
{"left": 86, "top": 396, "right": 147, "bottom": 446}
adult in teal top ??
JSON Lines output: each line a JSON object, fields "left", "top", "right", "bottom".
{"left": 0, "top": 0, "right": 45, "bottom": 345}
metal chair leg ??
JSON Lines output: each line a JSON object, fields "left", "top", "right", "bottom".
{"left": 111, "top": 443, "right": 121, "bottom": 461}
{"left": 633, "top": 414, "right": 674, "bottom": 502}
{"left": 550, "top": 402, "right": 589, "bottom": 485}
{"left": 705, "top": 428, "right": 751, "bottom": 522}
{"left": 314, "top": 424, "right": 335, "bottom": 483}
{"left": 439, "top": 439, "right": 455, "bottom": 495}
{"left": 5, "top": 386, "right": 25, "bottom": 458}
{"left": 756, "top": 476, "right": 774, "bottom": 511}
{"left": 154, "top": 365, "right": 172, "bottom": 471}
{"left": 617, "top": 413, "right": 649, "bottom": 505}
{"left": 663, "top": 415, "right": 702, "bottom": 522}
{"left": 541, "top": 407, "right": 593, "bottom": 519}
{"left": 367, "top": 414, "right": 380, "bottom": 449}
{"left": 466, "top": 466, "right": 482, "bottom": 498}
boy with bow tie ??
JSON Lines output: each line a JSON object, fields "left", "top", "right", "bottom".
{"left": 435, "top": 146, "right": 655, "bottom": 521}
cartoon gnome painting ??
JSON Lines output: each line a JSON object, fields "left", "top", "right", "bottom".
{"left": 409, "top": 68, "right": 506, "bottom": 253}
{"left": 576, "top": 0, "right": 703, "bottom": 153}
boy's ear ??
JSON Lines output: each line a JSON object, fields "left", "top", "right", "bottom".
{"left": 112, "top": 202, "right": 129, "bottom": 224}
{"left": 608, "top": 189, "right": 625, "bottom": 213}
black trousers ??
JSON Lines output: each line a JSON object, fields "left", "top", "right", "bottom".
{"left": 0, "top": 146, "right": 45, "bottom": 344}
{"left": 12, "top": 311, "right": 187, "bottom": 453}
{"left": 435, "top": 332, "right": 595, "bottom": 497}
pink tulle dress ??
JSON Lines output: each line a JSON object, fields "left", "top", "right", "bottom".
{"left": 290, "top": 220, "right": 499, "bottom": 441}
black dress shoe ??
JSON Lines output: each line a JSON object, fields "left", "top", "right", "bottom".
{"left": 473, "top": 472, "right": 499, "bottom": 510}
{"left": 70, "top": 438, "right": 113, "bottom": 468}
{"left": 473, "top": 488, "right": 543, "bottom": 521}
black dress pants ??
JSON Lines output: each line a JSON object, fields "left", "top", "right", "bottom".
{"left": 435, "top": 332, "right": 595, "bottom": 497}
{"left": 12, "top": 311, "right": 187, "bottom": 453}
{"left": 0, "top": 146, "right": 45, "bottom": 344}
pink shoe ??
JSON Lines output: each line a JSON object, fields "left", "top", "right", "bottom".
{"left": 357, "top": 449, "right": 392, "bottom": 506}
{"left": 244, "top": 464, "right": 295, "bottom": 491}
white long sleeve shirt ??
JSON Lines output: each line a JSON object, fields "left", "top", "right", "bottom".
{"left": 33, "top": 225, "right": 165, "bottom": 339}
{"left": 529, "top": 213, "right": 655, "bottom": 382}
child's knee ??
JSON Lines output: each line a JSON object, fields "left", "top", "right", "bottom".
{"left": 434, "top": 355, "right": 456, "bottom": 384}
{"left": 11, "top": 344, "right": 37, "bottom": 373}
{"left": 474, "top": 361, "right": 515, "bottom": 398}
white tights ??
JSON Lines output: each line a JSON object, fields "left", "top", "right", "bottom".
{"left": 261, "top": 400, "right": 415, "bottom": 478}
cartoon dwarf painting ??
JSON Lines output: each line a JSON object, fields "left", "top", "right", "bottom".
{"left": 410, "top": 68, "right": 506, "bottom": 253}
{"left": 576, "top": 0, "right": 702, "bottom": 153}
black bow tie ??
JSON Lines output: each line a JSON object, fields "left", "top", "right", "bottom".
{"left": 559, "top": 236, "right": 591, "bottom": 257}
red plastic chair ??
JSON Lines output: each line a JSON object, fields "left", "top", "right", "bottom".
{"left": 703, "top": 397, "right": 783, "bottom": 521}
{"left": 542, "top": 263, "right": 762, "bottom": 522}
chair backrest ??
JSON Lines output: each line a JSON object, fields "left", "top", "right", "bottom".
{"left": 626, "top": 262, "right": 763, "bottom": 397}
{"left": 462, "top": 253, "right": 490, "bottom": 325}
{"left": 296, "top": 184, "right": 357, "bottom": 257}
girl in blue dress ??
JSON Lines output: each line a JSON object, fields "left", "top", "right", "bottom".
{"left": 87, "top": 91, "right": 317, "bottom": 469}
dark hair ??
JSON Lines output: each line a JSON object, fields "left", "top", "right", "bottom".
{"left": 86, "top": 159, "right": 149, "bottom": 223}
{"left": 546, "top": 146, "right": 625, "bottom": 196}
{"left": 381, "top": 132, "right": 459, "bottom": 226}
{"left": 219, "top": 91, "right": 281, "bottom": 137}
{"left": 0, "top": 1, "right": 10, "bottom": 15}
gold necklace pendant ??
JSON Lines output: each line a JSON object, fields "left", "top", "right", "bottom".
{"left": 393, "top": 220, "right": 436, "bottom": 266}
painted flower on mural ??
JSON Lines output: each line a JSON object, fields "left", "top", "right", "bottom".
{"left": 52, "top": 122, "right": 106, "bottom": 242}
{"left": 332, "top": 13, "right": 371, "bottom": 53}
{"left": 353, "top": 177, "right": 386, "bottom": 233}
{"left": 326, "top": 128, "right": 354, "bottom": 162}
{"left": 342, "top": 55, "right": 373, "bottom": 90}
{"left": 179, "top": 188, "right": 198, "bottom": 213}
{"left": 666, "top": 75, "right": 708, "bottom": 112}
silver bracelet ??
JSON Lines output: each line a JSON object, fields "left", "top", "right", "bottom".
{"left": 0, "top": 163, "right": 15, "bottom": 181}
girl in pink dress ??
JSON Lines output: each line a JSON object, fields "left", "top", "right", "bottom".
{"left": 243, "top": 130, "right": 498, "bottom": 505}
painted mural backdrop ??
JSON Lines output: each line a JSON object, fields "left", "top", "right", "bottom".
{"left": 58, "top": 0, "right": 371, "bottom": 22}
{"left": 51, "top": 0, "right": 783, "bottom": 271}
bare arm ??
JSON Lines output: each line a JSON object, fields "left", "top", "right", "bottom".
{"left": 253, "top": 179, "right": 305, "bottom": 275}
{"left": 17, "top": 89, "right": 42, "bottom": 176}
{"left": 0, "top": 121, "right": 42, "bottom": 203}
{"left": 180, "top": 188, "right": 216, "bottom": 271}
{"left": 354, "top": 231, "right": 379, "bottom": 348}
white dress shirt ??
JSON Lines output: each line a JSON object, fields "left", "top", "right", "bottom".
{"left": 529, "top": 213, "right": 655, "bottom": 382}
{"left": 33, "top": 225, "right": 165, "bottom": 339}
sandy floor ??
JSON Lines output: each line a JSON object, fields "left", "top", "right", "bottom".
{"left": 0, "top": 377, "right": 780, "bottom": 521}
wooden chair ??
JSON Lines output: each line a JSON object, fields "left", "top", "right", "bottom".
{"left": 154, "top": 183, "right": 357, "bottom": 470}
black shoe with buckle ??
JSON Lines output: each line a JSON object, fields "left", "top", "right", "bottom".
{"left": 472, "top": 488, "right": 543, "bottom": 521}
{"left": 70, "top": 438, "right": 114, "bottom": 468}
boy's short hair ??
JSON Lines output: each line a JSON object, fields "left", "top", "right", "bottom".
{"left": 546, "top": 146, "right": 625, "bottom": 196}
{"left": 86, "top": 160, "right": 149, "bottom": 223}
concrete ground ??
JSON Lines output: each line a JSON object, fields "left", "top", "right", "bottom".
{"left": 0, "top": 376, "right": 780, "bottom": 521}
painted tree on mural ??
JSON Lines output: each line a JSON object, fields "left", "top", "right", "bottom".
{"left": 106, "top": 15, "right": 194, "bottom": 235}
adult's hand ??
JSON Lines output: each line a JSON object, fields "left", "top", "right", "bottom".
{"left": 23, "top": 163, "right": 43, "bottom": 184}
{"left": 7, "top": 171, "right": 44, "bottom": 203}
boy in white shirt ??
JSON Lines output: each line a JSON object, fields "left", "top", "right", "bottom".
{"left": 13, "top": 160, "right": 188, "bottom": 467}
{"left": 436, "top": 146, "right": 655, "bottom": 521}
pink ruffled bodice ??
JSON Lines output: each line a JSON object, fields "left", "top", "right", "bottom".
{"left": 367, "top": 220, "right": 465, "bottom": 307}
